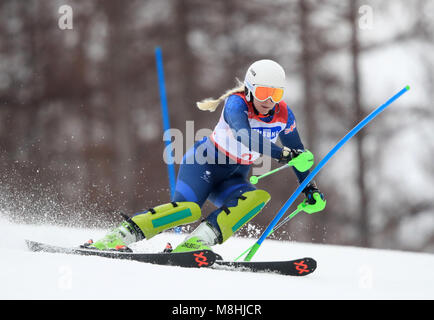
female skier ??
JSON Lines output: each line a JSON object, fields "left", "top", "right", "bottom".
{"left": 85, "top": 59, "right": 326, "bottom": 252}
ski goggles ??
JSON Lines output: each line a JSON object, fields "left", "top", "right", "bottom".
{"left": 251, "top": 85, "right": 284, "bottom": 103}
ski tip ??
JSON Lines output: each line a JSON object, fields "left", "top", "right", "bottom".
{"left": 405, "top": 85, "right": 410, "bottom": 91}
{"left": 293, "top": 257, "right": 317, "bottom": 276}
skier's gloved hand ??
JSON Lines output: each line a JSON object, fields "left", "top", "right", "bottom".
{"left": 278, "top": 147, "right": 302, "bottom": 163}
{"left": 299, "top": 181, "right": 326, "bottom": 214}
{"left": 278, "top": 147, "right": 314, "bottom": 172}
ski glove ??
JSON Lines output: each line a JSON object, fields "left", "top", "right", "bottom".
{"left": 299, "top": 181, "right": 326, "bottom": 214}
{"left": 278, "top": 147, "right": 314, "bottom": 172}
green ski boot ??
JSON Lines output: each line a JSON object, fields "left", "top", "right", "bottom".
{"left": 85, "top": 221, "right": 139, "bottom": 251}
{"left": 84, "top": 201, "right": 201, "bottom": 251}
{"left": 172, "top": 236, "right": 213, "bottom": 253}
{"left": 172, "top": 220, "right": 221, "bottom": 253}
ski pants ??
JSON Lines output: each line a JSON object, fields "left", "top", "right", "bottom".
{"left": 172, "top": 137, "right": 256, "bottom": 210}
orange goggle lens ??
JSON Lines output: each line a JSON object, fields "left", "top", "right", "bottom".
{"left": 253, "top": 86, "right": 284, "bottom": 103}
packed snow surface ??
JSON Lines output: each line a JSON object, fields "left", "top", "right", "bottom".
{"left": 1, "top": 217, "right": 433, "bottom": 300}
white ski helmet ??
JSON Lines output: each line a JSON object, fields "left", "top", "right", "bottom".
{"left": 244, "top": 59, "right": 286, "bottom": 102}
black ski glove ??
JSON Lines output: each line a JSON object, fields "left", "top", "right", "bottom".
{"left": 278, "top": 147, "right": 303, "bottom": 164}
{"left": 300, "top": 181, "right": 326, "bottom": 214}
{"left": 302, "top": 181, "right": 325, "bottom": 204}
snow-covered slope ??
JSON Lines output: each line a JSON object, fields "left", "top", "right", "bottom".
{"left": 1, "top": 217, "right": 433, "bottom": 300}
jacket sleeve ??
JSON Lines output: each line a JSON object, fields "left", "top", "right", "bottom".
{"left": 278, "top": 106, "right": 310, "bottom": 183}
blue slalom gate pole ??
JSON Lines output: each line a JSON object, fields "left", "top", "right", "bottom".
{"left": 155, "top": 47, "right": 176, "bottom": 200}
{"left": 244, "top": 85, "right": 410, "bottom": 261}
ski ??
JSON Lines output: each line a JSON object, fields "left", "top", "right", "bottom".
{"left": 25, "top": 240, "right": 216, "bottom": 268}
{"left": 26, "top": 240, "right": 315, "bottom": 275}
{"left": 212, "top": 257, "right": 317, "bottom": 276}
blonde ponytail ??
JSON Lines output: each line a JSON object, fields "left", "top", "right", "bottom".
{"left": 196, "top": 80, "right": 245, "bottom": 112}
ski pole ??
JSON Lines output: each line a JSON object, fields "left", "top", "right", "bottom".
{"left": 155, "top": 47, "right": 176, "bottom": 199}
{"left": 249, "top": 163, "right": 291, "bottom": 185}
{"left": 272, "top": 201, "right": 307, "bottom": 233}
{"left": 244, "top": 85, "right": 410, "bottom": 262}
{"left": 249, "top": 150, "right": 313, "bottom": 185}
{"left": 235, "top": 205, "right": 304, "bottom": 261}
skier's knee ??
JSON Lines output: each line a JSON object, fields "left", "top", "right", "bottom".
{"left": 130, "top": 201, "right": 201, "bottom": 239}
{"left": 205, "top": 189, "right": 271, "bottom": 244}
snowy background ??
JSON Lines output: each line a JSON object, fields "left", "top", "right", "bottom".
{"left": 0, "top": 0, "right": 433, "bottom": 300}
